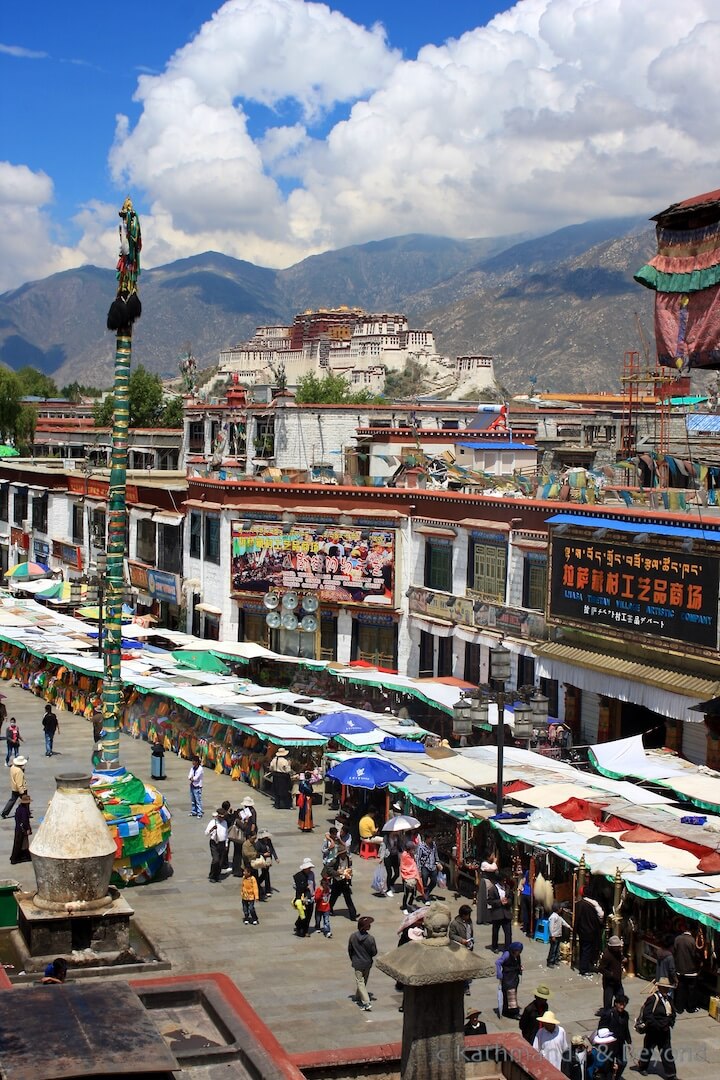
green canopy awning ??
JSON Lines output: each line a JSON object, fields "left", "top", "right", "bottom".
{"left": 171, "top": 649, "right": 230, "bottom": 674}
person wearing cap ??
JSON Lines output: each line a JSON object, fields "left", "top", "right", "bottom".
{"left": 637, "top": 979, "right": 677, "bottom": 1080}
{"left": 587, "top": 1028, "right": 617, "bottom": 1079}
{"left": 532, "top": 1010, "right": 569, "bottom": 1072}
{"left": 293, "top": 858, "right": 316, "bottom": 937}
{"left": 464, "top": 1007, "right": 486, "bottom": 1037}
{"left": 327, "top": 845, "right": 358, "bottom": 921}
{"left": 487, "top": 874, "right": 513, "bottom": 953}
{"left": 673, "top": 923, "right": 702, "bottom": 1014}
{"left": 238, "top": 795, "right": 257, "bottom": 837}
{"left": 271, "top": 747, "right": 293, "bottom": 810}
{"left": 348, "top": 916, "right": 377, "bottom": 1011}
{"left": 574, "top": 887, "right": 604, "bottom": 977}
{"left": 10, "top": 791, "right": 32, "bottom": 864}
{"left": 598, "top": 993, "right": 631, "bottom": 1078}
{"left": 1, "top": 752, "right": 28, "bottom": 819}
{"left": 598, "top": 935, "right": 626, "bottom": 1010}
{"left": 519, "top": 985, "right": 551, "bottom": 1045}
{"left": 205, "top": 807, "right": 229, "bottom": 883}
{"left": 254, "top": 829, "right": 278, "bottom": 899}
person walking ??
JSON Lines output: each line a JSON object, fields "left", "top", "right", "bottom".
{"left": 238, "top": 796, "right": 257, "bottom": 836}
{"left": 673, "top": 925, "right": 702, "bottom": 1014}
{"left": 532, "top": 1010, "right": 569, "bottom": 1072}
{"left": 188, "top": 755, "right": 204, "bottom": 818}
{"left": 654, "top": 935, "right": 677, "bottom": 990}
{"left": 296, "top": 773, "right": 314, "bottom": 832}
{"left": 400, "top": 842, "right": 424, "bottom": 913}
{"left": 598, "top": 993, "right": 631, "bottom": 1078}
{"left": 327, "top": 846, "right": 358, "bottom": 921}
{"left": 519, "top": 985, "right": 552, "bottom": 1045}
{"left": 205, "top": 807, "right": 228, "bottom": 883}
{"left": 598, "top": 935, "right": 625, "bottom": 1010}
{"left": 348, "top": 916, "right": 377, "bottom": 1012}
{"left": 41, "top": 704, "right": 60, "bottom": 757}
{"left": 476, "top": 851, "right": 499, "bottom": 926}
{"left": 547, "top": 903, "right": 571, "bottom": 968}
{"left": 637, "top": 978, "right": 677, "bottom": 1079}
{"left": 292, "top": 857, "right": 316, "bottom": 938}
{"left": 586, "top": 1028, "right": 618, "bottom": 1079}
{"left": 574, "top": 888, "right": 604, "bottom": 976}
{"left": 416, "top": 831, "right": 442, "bottom": 901}
{"left": 271, "top": 747, "right": 293, "bottom": 809}
{"left": 496, "top": 941, "right": 523, "bottom": 1018}
{"left": 241, "top": 866, "right": 260, "bottom": 925}
{"left": 5, "top": 719, "right": 22, "bottom": 766}
{"left": 383, "top": 832, "right": 400, "bottom": 896}
{"left": 314, "top": 873, "right": 332, "bottom": 937}
{"left": 1, "top": 754, "right": 28, "bottom": 819}
{"left": 487, "top": 875, "right": 513, "bottom": 953}
{"left": 10, "top": 792, "right": 32, "bottom": 864}
{"left": 519, "top": 869, "right": 532, "bottom": 935}
{"left": 254, "top": 830, "right": 278, "bottom": 899}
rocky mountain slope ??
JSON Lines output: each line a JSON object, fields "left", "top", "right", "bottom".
{"left": 0, "top": 221, "right": 658, "bottom": 393}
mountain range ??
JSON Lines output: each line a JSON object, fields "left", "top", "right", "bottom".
{"left": 0, "top": 217, "right": 657, "bottom": 393}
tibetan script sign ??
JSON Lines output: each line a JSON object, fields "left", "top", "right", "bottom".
{"left": 549, "top": 536, "right": 719, "bottom": 649}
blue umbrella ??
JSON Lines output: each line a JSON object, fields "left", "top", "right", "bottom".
{"left": 307, "top": 711, "right": 377, "bottom": 736}
{"left": 327, "top": 756, "right": 409, "bottom": 790}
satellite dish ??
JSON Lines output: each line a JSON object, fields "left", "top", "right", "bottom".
{"left": 281, "top": 611, "right": 298, "bottom": 630}
{"left": 301, "top": 594, "right": 319, "bottom": 613}
{"left": 263, "top": 592, "right": 280, "bottom": 610}
{"left": 300, "top": 614, "right": 318, "bottom": 632}
{"left": 265, "top": 611, "right": 281, "bottom": 629}
{"left": 282, "top": 591, "right": 299, "bottom": 610}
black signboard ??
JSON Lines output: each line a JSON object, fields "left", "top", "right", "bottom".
{"left": 549, "top": 535, "right": 719, "bottom": 649}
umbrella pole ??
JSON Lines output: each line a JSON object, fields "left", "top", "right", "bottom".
{"left": 100, "top": 197, "right": 142, "bottom": 771}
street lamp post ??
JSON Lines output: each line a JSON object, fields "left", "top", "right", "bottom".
{"left": 490, "top": 642, "right": 511, "bottom": 816}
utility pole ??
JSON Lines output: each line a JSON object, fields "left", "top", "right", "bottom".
{"left": 100, "top": 197, "right": 142, "bottom": 769}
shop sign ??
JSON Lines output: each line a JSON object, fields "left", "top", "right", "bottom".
{"left": 67, "top": 476, "right": 108, "bottom": 500}
{"left": 33, "top": 540, "right": 50, "bottom": 561}
{"left": 127, "top": 560, "right": 150, "bottom": 591}
{"left": 51, "top": 539, "right": 82, "bottom": 568}
{"left": 408, "top": 586, "right": 547, "bottom": 641}
{"left": 549, "top": 535, "right": 719, "bottom": 649}
{"left": 230, "top": 522, "right": 394, "bottom": 606}
{"left": 146, "top": 568, "right": 180, "bottom": 606}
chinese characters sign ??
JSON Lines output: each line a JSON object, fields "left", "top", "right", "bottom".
{"left": 549, "top": 536, "right": 719, "bottom": 648}
{"left": 230, "top": 523, "right": 394, "bottom": 606}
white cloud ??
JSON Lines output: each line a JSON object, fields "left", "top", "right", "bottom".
{"left": 0, "top": 43, "right": 47, "bottom": 60}
{"left": 4, "top": 0, "right": 720, "bottom": 289}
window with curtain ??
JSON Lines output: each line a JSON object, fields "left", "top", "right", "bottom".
{"left": 204, "top": 515, "right": 220, "bottom": 564}
{"left": 31, "top": 493, "right": 48, "bottom": 533}
{"left": 424, "top": 539, "right": 453, "bottom": 592}
{"left": 136, "top": 518, "right": 156, "bottom": 564}
{"left": 468, "top": 536, "right": 506, "bottom": 602}
{"left": 71, "top": 502, "right": 84, "bottom": 543}
{"left": 0, "top": 487, "right": 8, "bottom": 522}
{"left": 13, "top": 490, "right": 28, "bottom": 528}
{"left": 157, "top": 523, "right": 182, "bottom": 574}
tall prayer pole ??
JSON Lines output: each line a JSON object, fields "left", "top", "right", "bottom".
{"left": 101, "top": 197, "right": 142, "bottom": 768}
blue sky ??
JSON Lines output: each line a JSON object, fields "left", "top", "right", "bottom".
{"left": 1, "top": 1, "right": 716, "bottom": 291}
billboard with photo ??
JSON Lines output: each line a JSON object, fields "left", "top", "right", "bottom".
{"left": 549, "top": 534, "right": 719, "bottom": 649}
{"left": 231, "top": 523, "right": 394, "bottom": 605}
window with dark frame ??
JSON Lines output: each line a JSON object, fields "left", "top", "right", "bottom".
{"left": 467, "top": 535, "right": 507, "bottom": 602}
{"left": 522, "top": 554, "right": 547, "bottom": 611}
{"left": 437, "top": 635, "right": 453, "bottom": 678}
{"left": 157, "top": 523, "right": 182, "bottom": 574}
{"left": 464, "top": 642, "right": 481, "bottom": 686}
{"left": 31, "top": 492, "right": 48, "bottom": 533}
{"left": 204, "top": 514, "right": 220, "bottom": 564}
{"left": 424, "top": 539, "right": 453, "bottom": 592}
{"left": 189, "top": 512, "right": 201, "bottom": 558}
{"left": 13, "top": 490, "right": 28, "bottom": 528}
{"left": 71, "top": 502, "right": 84, "bottom": 543}
{"left": 136, "top": 517, "right": 156, "bottom": 565}
{"left": 0, "top": 486, "right": 8, "bottom": 522}
{"left": 419, "top": 630, "right": 434, "bottom": 678}
{"left": 540, "top": 677, "right": 559, "bottom": 719}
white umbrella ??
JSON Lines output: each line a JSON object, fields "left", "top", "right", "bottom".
{"left": 383, "top": 814, "right": 420, "bottom": 832}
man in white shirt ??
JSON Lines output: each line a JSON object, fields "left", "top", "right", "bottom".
{"left": 188, "top": 756, "right": 204, "bottom": 818}
{"left": 533, "top": 1011, "right": 569, "bottom": 1072}
{"left": 206, "top": 808, "right": 229, "bottom": 882}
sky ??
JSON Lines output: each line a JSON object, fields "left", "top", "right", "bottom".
{"left": 1, "top": 0, "right": 719, "bottom": 294}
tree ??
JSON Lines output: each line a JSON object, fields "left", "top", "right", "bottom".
{"left": 15, "top": 366, "right": 58, "bottom": 398}
{"left": 93, "top": 365, "right": 180, "bottom": 428}
{"left": 61, "top": 381, "right": 103, "bottom": 403}
{"left": 383, "top": 360, "right": 429, "bottom": 399}
{"left": 15, "top": 405, "right": 38, "bottom": 455}
{"left": 294, "top": 371, "right": 379, "bottom": 404}
{"left": 0, "top": 370, "right": 22, "bottom": 442}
